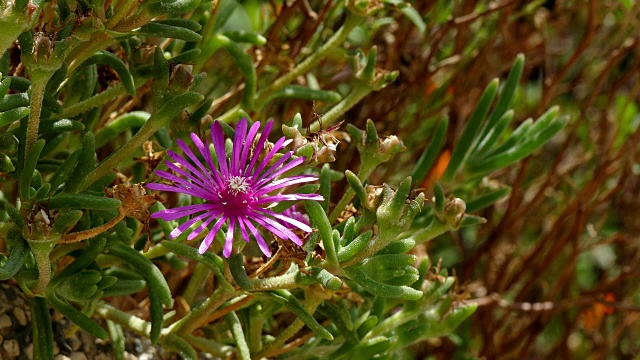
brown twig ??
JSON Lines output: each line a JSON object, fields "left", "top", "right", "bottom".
{"left": 60, "top": 208, "right": 126, "bottom": 243}
{"left": 203, "top": 295, "right": 255, "bottom": 324}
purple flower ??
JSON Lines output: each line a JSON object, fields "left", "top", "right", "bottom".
{"left": 148, "top": 119, "right": 323, "bottom": 258}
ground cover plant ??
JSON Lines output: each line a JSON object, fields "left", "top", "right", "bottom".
{"left": 0, "top": 0, "right": 637, "bottom": 358}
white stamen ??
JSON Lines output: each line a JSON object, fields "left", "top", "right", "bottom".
{"left": 227, "top": 176, "right": 250, "bottom": 195}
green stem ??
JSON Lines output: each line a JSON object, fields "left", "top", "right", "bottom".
{"left": 25, "top": 77, "right": 48, "bottom": 158}
{"left": 329, "top": 160, "right": 376, "bottom": 223}
{"left": 30, "top": 297, "right": 55, "bottom": 359}
{"left": 182, "top": 262, "right": 210, "bottom": 305}
{"left": 342, "top": 219, "right": 449, "bottom": 268}
{"left": 169, "top": 285, "right": 235, "bottom": 335}
{"left": 96, "top": 301, "right": 150, "bottom": 335}
{"left": 193, "top": 1, "right": 222, "bottom": 74}
{"left": 251, "top": 270, "right": 298, "bottom": 291}
{"left": 309, "top": 83, "right": 372, "bottom": 133}
{"left": 254, "top": 292, "right": 322, "bottom": 358}
{"left": 254, "top": 12, "right": 362, "bottom": 107}
{"left": 81, "top": 92, "right": 203, "bottom": 191}
{"left": 106, "top": 320, "right": 126, "bottom": 360}
{"left": 50, "top": 242, "right": 86, "bottom": 262}
{"left": 67, "top": 33, "right": 114, "bottom": 73}
{"left": 31, "top": 259, "right": 51, "bottom": 294}
{"left": 27, "top": 238, "right": 57, "bottom": 294}
{"left": 105, "top": 0, "right": 137, "bottom": 29}
{"left": 143, "top": 244, "right": 172, "bottom": 260}
{"left": 212, "top": 12, "right": 362, "bottom": 122}
{"left": 82, "top": 122, "right": 153, "bottom": 190}
{"left": 113, "top": 12, "right": 154, "bottom": 33}
{"left": 363, "top": 307, "right": 418, "bottom": 341}
{"left": 407, "top": 218, "right": 449, "bottom": 244}
{"left": 225, "top": 311, "right": 251, "bottom": 360}
{"left": 57, "top": 74, "right": 149, "bottom": 120}
{"left": 97, "top": 302, "right": 204, "bottom": 358}
{"left": 248, "top": 304, "right": 264, "bottom": 353}
{"left": 57, "top": 83, "right": 127, "bottom": 119}
{"left": 214, "top": 104, "right": 240, "bottom": 124}
{"left": 340, "top": 232, "right": 388, "bottom": 268}
{"left": 185, "top": 334, "right": 234, "bottom": 357}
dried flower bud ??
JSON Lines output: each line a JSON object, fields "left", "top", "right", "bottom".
{"left": 282, "top": 124, "right": 307, "bottom": 150}
{"left": 365, "top": 185, "right": 384, "bottom": 210}
{"left": 444, "top": 197, "right": 466, "bottom": 228}
{"left": 169, "top": 64, "right": 194, "bottom": 92}
{"left": 33, "top": 32, "right": 51, "bottom": 62}
{"left": 379, "top": 135, "right": 405, "bottom": 156}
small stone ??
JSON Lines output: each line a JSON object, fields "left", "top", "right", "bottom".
{"left": 54, "top": 355, "right": 71, "bottom": 360}
{"left": 53, "top": 342, "right": 60, "bottom": 355}
{"left": 132, "top": 338, "right": 143, "bottom": 353}
{"left": 24, "top": 343, "right": 34, "bottom": 360}
{"left": 52, "top": 310, "right": 64, "bottom": 321}
{"left": 94, "top": 354, "right": 111, "bottom": 360}
{"left": 0, "top": 314, "right": 12, "bottom": 329}
{"left": 68, "top": 335, "right": 82, "bottom": 351}
{"left": 3, "top": 339, "right": 20, "bottom": 357}
{"left": 124, "top": 353, "right": 138, "bottom": 360}
{"left": 13, "top": 307, "right": 27, "bottom": 326}
{"left": 69, "top": 352, "right": 88, "bottom": 360}
{"left": 13, "top": 296, "right": 25, "bottom": 307}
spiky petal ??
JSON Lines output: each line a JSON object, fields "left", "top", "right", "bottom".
{"left": 148, "top": 119, "right": 323, "bottom": 258}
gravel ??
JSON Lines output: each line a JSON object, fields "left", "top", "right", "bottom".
{"left": 0, "top": 283, "right": 181, "bottom": 360}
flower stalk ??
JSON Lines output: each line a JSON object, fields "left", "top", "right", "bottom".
{"left": 27, "top": 237, "right": 57, "bottom": 294}
{"left": 24, "top": 75, "right": 48, "bottom": 160}
{"left": 169, "top": 285, "right": 235, "bottom": 335}
{"left": 255, "top": 287, "right": 326, "bottom": 358}
{"left": 60, "top": 209, "right": 126, "bottom": 243}
{"left": 82, "top": 91, "right": 203, "bottom": 191}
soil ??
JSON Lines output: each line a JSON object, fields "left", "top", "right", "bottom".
{"left": 0, "top": 283, "right": 180, "bottom": 360}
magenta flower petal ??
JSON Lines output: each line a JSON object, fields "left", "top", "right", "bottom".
{"left": 171, "top": 212, "right": 211, "bottom": 238}
{"left": 241, "top": 218, "right": 271, "bottom": 257}
{"left": 190, "top": 133, "right": 223, "bottom": 187}
{"left": 148, "top": 119, "right": 323, "bottom": 257}
{"left": 150, "top": 203, "right": 214, "bottom": 220}
{"left": 187, "top": 215, "right": 218, "bottom": 241}
{"left": 199, "top": 217, "right": 226, "bottom": 254}
{"left": 257, "top": 151, "right": 294, "bottom": 183}
{"left": 176, "top": 139, "right": 221, "bottom": 187}
{"left": 252, "top": 137, "right": 287, "bottom": 179}
{"left": 254, "top": 193, "right": 323, "bottom": 205}
{"left": 231, "top": 119, "right": 248, "bottom": 174}
{"left": 255, "top": 175, "right": 320, "bottom": 195}
{"left": 254, "top": 216, "right": 302, "bottom": 245}
{"left": 236, "top": 219, "right": 251, "bottom": 243}
{"left": 240, "top": 121, "right": 261, "bottom": 170}
{"left": 154, "top": 170, "right": 210, "bottom": 194}
{"left": 146, "top": 183, "right": 210, "bottom": 201}
{"left": 260, "top": 209, "right": 313, "bottom": 232}
{"left": 211, "top": 121, "right": 229, "bottom": 176}
{"left": 245, "top": 120, "right": 274, "bottom": 176}
{"left": 223, "top": 218, "right": 236, "bottom": 258}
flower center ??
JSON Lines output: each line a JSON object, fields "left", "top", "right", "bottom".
{"left": 227, "top": 176, "right": 250, "bottom": 195}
